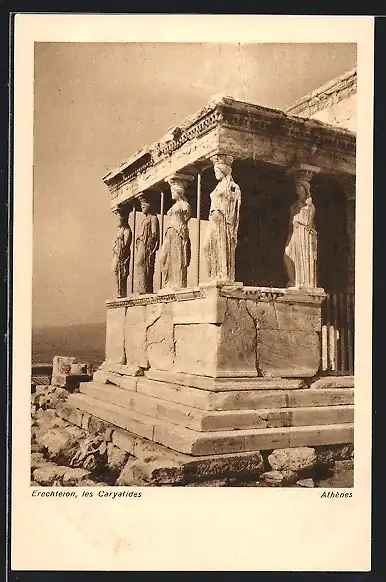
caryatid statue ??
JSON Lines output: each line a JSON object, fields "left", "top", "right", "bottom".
{"left": 159, "top": 174, "right": 192, "bottom": 289}
{"left": 203, "top": 154, "right": 242, "bottom": 282}
{"left": 284, "top": 167, "right": 318, "bottom": 289}
{"left": 112, "top": 207, "right": 132, "bottom": 298}
{"left": 133, "top": 193, "right": 160, "bottom": 294}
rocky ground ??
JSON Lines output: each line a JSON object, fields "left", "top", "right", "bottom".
{"left": 31, "top": 384, "right": 354, "bottom": 488}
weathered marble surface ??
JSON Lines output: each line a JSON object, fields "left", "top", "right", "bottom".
{"left": 204, "top": 155, "right": 241, "bottom": 282}
{"left": 174, "top": 324, "right": 221, "bottom": 377}
{"left": 311, "top": 376, "right": 354, "bottom": 389}
{"left": 171, "top": 294, "right": 227, "bottom": 324}
{"left": 124, "top": 305, "right": 148, "bottom": 369}
{"left": 105, "top": 283, "right": 324, "bottom": 378}
{"left": 159, "top": 175, "right": 192, "bottom": 290}
{"left": 105, "top": 306, "right": 126, "bottom": 364}
{"left": 217, "top": 299, "right": 258, "bottom": 377}
{"left": 285, "top": 168, "right": 318, "bottom": 289}
{"left": 52, "top": 356, "right": 77, "bottom": 376}
{"left": 146, "top": 303, "right": 174, "bottom": 371}
{"left": 258, "top": 330, "right": 320, "bottom": 378}
{"left": 145, "top": 370, "right": 305, "bottom": 392}
{"left": 133, "top": 196, "right": 159, "bottom": 294}
{"left": 112, "top": 209, "right": 132, "bottom": 298}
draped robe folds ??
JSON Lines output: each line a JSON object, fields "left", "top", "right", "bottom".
{"left": 204, "top": 174, "right": 241, "bottom": 282}
{"left": 112, "top": 225, "right": 132, "bottom": 297}
{"left": 285, "top": 199, "right": 317, "bottom": 288}
{"left": 134, "top": 214, "right": 160, "bottom": 294}
{"left": 160, "top": 200, "right": 191, "bottom": 289}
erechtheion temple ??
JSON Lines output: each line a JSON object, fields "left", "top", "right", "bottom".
{"left": 60, "top": 70, "right": 356, "bottom": 480}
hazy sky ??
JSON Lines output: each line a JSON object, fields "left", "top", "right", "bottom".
{"left": 33, "top": 42, "right": 356, "bottom": 328}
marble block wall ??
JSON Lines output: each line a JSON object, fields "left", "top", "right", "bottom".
{"left": 105, "top": 285, "right": 325, "bottom": 379}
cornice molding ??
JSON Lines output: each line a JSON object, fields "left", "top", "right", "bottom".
{"left": 103, "top": 95, "right": 356, "bottom": 201}
{"left": 284, "top": 68, "right": 357, "bottom": 118}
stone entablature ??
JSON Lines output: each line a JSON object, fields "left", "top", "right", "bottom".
{"left": 103, "top": 95, "right": 356, "bottom": 209}
{"left": 284, "top": 68, "right": 357, "bottom": 119}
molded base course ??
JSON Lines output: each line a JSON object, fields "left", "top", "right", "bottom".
{"left": 136, "top": 378, "right": 354, "bottom": 411}
{"left": 67, "top": 392, "right": 353, "bottom": 456}
{"left": 79, "top": 381, "right": 353, "bottom": 432}
{"left": 145, "top": 369, "right": 306, "bottom": 391}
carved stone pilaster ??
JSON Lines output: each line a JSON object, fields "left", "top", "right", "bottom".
{"left": 112, "top": 206, "right": 132, "bottom": 298}
{"left": 203, "top": 154, "right": 242, "bottom": 283}
{"left": 284, "top": 164, "right": 321, "bottom": 290}
{"left": 159, "top": 173, "right": 193, "bottom": 290}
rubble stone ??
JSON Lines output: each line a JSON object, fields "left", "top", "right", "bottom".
{"left": 268, "top": 447, "right": 316, "bottom": 471}
{"left": 62, "top": 468, "right": 92, "bottom": 485}
{"left": 37, "top": 427, "right": 79, "bottom": 461}
{"left": 31, "top": 452, "right": 49, "bottom": 470}
{"left": 52, "top": 356, "right": 77, "bottom": 376}
{"left": 296, "top": 478, "right": 314, "bottom": 488}
{"left": 106, "top": 442, "right": 130, "bottom": 472}
{"left": 32, "top": 465, "right": 68, "bottom": 485}
{"left": 261, "top": 470, "right": 285, "bottom": 486}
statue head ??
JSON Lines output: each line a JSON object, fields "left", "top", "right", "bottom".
{"left": 295, "top": 179, "right": 311, "bottom": 203}
{"left": 211, "top": 154, "right": 234, "bottom": 180}
{"left": 114, "top": 207, "right": 130, "bottom": 227}
{"left": 170, "top": 182, "right": 186, "bottom": 201}
{"left": 138, "top": 194, "right": 152, "bottom": 215}
{"left": 166, "top": 173, "right": 193, "bottom": 201}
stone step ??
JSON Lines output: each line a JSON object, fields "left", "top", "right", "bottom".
{"left": 146, "top": 369, "right": 306, "bottom": 391}
{"left": 286, "top": 388, "right": 354, "bottom": 409}
{"left": 136, "top": 377, "right": 354, "bottom": 411}
{"left": 92, "top": 370, "right": 138, "bottom": 391}
{"left": 80, "top": 381, "right": 353, "bottom": 432}
{"left": 68, "top": 393, "right": 353, "bottom": 456}
{"left": 310, "top": 376, "right": 354, "bottom": 389}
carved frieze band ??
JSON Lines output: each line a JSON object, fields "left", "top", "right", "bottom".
{"left": 105, "top": 99, "right": 356, "bottom": 196}
{"left": 106, "top": 288, "right": 206, "bottom": 309}
{"left": 106, "top": 284, "right": 325, "bottom": 309}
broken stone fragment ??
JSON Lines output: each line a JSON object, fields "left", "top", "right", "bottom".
{"left": 116, "top": 459, "right": 149, "bottom": 487}
{"left": 314, "top": 443, "right": 354, "bottom": 465}
{"left": 70, "top": 434, "right": 105, "bottom": 471}
{"left": 32, "top": 464, "right": 92, "bottom": 486}
{"left": 30, "top": 452, "right": 49, "bottom": 470}
{"left": 70, "top": 363, "right": 89, "bottom": 374}
{"left": 280, "top": 470, "right": 298, "bottom": 485}
{"left": 51, "top": 373, "right": 92, "bottom": 391}
{"left": 135, "top": 457, "right": 185, "bottom": 485}
{"left": 106, "top": 442, "right": 130, "bottom": 473}
{"left": 296, "top": 478, "right": 314, "bottom": 488}
{"left": 32, "top": 465, "right": 68, "bottom": 486}
{"left": 261, "top": 470, "right": 285, "bottom": 486}
{"left": 33, "top": 385, "right": 68, "bottom": 409}
{"left": 268, "top": 447, "right": 316, "bottom": 472}
{"left": 37, "top": 426, "right": 80, "bottom": 462}
{"left": 33, "top": 407, "right": 57, "bottom": 425}
{"left": 62, "top": 468, "right": 92, "bottom": 486}
{"left": 52, "top": 356, "right": 77, "bottom": 376}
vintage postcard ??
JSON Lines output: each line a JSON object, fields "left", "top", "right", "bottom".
{"left": 11, "top": 14, "right": 373, "bottom": 571}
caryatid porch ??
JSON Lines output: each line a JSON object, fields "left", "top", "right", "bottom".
{"left": 66, "top": 96, "right": 355, "bottom": 465}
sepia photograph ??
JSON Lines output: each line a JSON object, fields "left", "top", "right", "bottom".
{"left": 31, "top": 41, "right": 356, "bottom": 489}
{"left": 11, "top": 14, "right": 373, "bottom": 571}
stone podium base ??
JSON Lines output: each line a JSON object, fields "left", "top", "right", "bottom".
{"left": 61, "top": 283, "right": 353, "bottom": 483}
{"left": 105, "top": 283, "right": 326, "bottom": 379}
{"left": 63, "top": 371, "right": 353, "bottom": 458}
